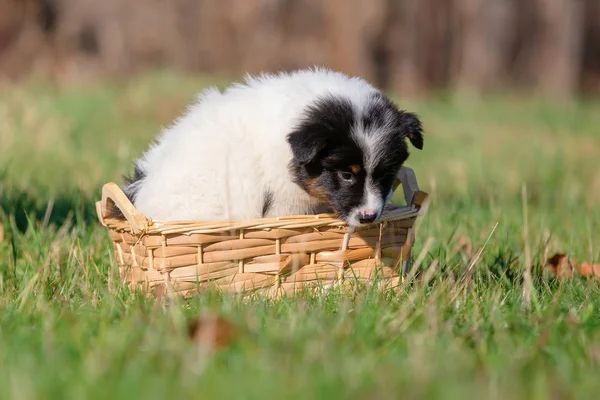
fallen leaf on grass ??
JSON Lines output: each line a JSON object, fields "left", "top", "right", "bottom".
{"left": 578, "top": 262, "right": 600, "bottom": 279}
{"left": 188, "top": 313, "right": 240, "bottom": 351}
{"left": 0, "top": 222, "right": 4, "bottom": 243}
{"left": 545, "top": 253, "right": 600, "bottom": 280}
{"left": 545, "top": 253, "right": 574, "bottom": 280}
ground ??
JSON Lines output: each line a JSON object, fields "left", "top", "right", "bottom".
{"left": 1, "top": 71, "right": 599, "bottom": 399}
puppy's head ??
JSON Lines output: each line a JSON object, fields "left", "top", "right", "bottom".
{"left": 287, "top": 93, "right": 423, "bottom": 227}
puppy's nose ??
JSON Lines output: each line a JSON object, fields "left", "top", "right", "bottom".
{"left": 358, "top": 211, "right": 378, "bottom": 224}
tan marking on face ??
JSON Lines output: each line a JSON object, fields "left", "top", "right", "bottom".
{"left": 305, "top": 177, "right": 330, "bottom": 202}
{"left": 349, "top": 164, "right": 361, "bottom": 174}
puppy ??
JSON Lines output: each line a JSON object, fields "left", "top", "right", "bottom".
{"left": 116, "top": 68, "right": 423, "bottom": 227}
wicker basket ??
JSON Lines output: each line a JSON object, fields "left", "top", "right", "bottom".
{"left": 96, "top": 166, "right": 428, "bottom": 298}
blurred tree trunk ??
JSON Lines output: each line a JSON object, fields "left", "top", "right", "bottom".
{"left": 322, "top": 0, "right": 386, "bottom": 83}
{"left": 0, "top": 0, "right": 25, "bottom": 55}
{"left": 582, "top": 0, "right": 600, "bottom": 92}
{"left": 384, "top": 0, "right": 429, "bottom": 97}
{"left": 0, "top": 0, "right": 51, "bottom": 80}
{"left": 530, "top": 0, "right": 585, "bottom": 98}
{"left": 0, "top": 0, "right": 599, "bottom": 96}
{"left": 383, "top": 0, "right": 453, "bottom": 97}
{"left": 451, "top": 0, "right": 516, "bottom": 93}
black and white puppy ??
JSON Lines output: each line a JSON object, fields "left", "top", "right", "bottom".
{"left": 120, "top": 68, "right": 423, "bottom": 227}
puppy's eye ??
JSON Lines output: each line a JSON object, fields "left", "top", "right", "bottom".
{"left": 337, "top": 171, "right": 354, "bottom": 183}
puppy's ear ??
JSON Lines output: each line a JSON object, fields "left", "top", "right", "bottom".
{"left": 286, "top": 129, "right": 328, "bottom": 165}
{"left": 399, "top": 111, "right": 424, "bottom": 150}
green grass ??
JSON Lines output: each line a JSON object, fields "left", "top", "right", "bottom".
{"left": 1, "top": 70, "right": 599, "bottom": 399}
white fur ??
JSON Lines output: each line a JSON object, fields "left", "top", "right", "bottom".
{"left": 129, "top": 67, "right": 381, "bottom": 222}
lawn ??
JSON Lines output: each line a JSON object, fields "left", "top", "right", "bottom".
{"left": 1, "top": 70, "right": 599, "bottom": 399}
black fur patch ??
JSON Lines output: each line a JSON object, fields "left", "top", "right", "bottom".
{"left": 261, "top": 189, "right": 274, "bottom": 217}
{"left": 286, "top": 95, "right": 355, "bottom": 165}
{"left": 105, "top": 164, "right": 146, "bottom": 220}
{"left": 399, "top": 111, "right": 424, "bottom": 149}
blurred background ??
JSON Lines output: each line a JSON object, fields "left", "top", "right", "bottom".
{"left": 1, "top": 0, "right": 599, "bottom": 232}
{"left": 1, "top": 3, "right": 600, "bottom": 397}
{"left": 1, "top": 0, "right": 600, "bottom": 98}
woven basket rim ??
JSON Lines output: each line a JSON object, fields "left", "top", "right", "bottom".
{"left": 96, "top": 166, "right": 428, "bottom": 235}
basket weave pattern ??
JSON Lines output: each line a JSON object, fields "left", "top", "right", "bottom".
{"left": 96, "top": 167, "right": 428, "bottom": 298}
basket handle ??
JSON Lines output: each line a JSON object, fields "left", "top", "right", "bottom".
{"left": 96, "top": 182, "right": 149, "bottom": 234}
{"left": 393, "top": 166, "right": 428, "bottom": 208}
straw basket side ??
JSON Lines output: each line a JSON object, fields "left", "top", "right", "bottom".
{"left": 96, "top": 167, "right": 428, "bottom": 298}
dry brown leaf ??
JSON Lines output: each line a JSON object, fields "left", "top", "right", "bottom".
{"left": 545, "top": 253, "right": 600, "bottom": 280}
{"left": 0, "top": 222, "right": 3, "bottom": 243}
{"left": 187, "top": 313, "right": 240, "bottom": 351}
{"left": 578, "top": 262, "right": 600, "bottom": 278}
{"left": 546, "top": 253, "right": 575, "bottom": 280}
